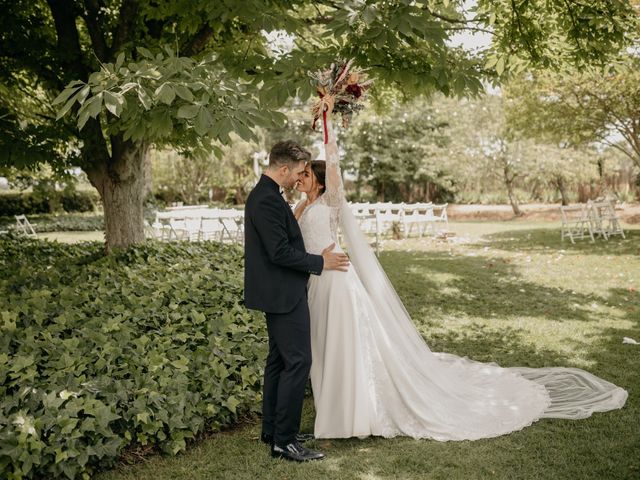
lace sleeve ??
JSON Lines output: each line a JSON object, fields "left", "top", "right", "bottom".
{"left": 322, "top": 119, "right": 344, "bottom": 239}
{"left": 324, "top": 120, "right": 344, "bottom": 208}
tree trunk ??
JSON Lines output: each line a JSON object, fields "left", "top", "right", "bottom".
{"left": 502, "top": 163, "right": 522, "bottom": 216}
{"left": 556, "top": 176, "right": 569, "bottom": 206}
{"left": 506, "top": 183, "right": 522, "bottom": 216}
{"left": 86, "top": 141, "right": 149, "bottom": 252}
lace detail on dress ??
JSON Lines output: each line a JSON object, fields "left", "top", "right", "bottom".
{"left": 298, "top": 201, "right": 341, "bottom": 255}
{"left": 323, "top": 121, "right": 344, "bottom": 239}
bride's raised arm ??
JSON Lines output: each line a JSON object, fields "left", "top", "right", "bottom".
{"left": 323, "top": 119, "right": 344, "bottom": 209}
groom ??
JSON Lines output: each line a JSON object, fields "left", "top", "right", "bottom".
{"left": 244, "top": 140, "right": 349, "bottom": 462}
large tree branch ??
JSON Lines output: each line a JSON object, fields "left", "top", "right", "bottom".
{"left": 563, "top": 0, "right": 585, "bottom": 53}
{"left": 182, "top": 25, "right": 215, "bottom": 57}
{"left": 45, "top": 0, "right": 88, "bottom": 81}
{"left": 443, "top": 26, "right": 495, "bottom": 35}
{"left": 597, "top": 135, "right": 640, "bottom": 167}
{"left": 510, "top": 0, "right": 537, "bottom": 58}
{"left": 578, "top": 85, "right": 639, "bottom": 149}
{"left": 422, "top": 6, "right": 472, "bottom": 24}
{"left": 45, "top": 2, "right": 112, "bottom": 179}
{"left": 82, "top": 0, "right": 109, "bottom": 62}
{"left": 111, "top": 0, "right": 138, "bottom": 56}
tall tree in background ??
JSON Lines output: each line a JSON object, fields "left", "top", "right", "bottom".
{"left": 0, "top": 0, "right": 636, "bottom": 251}
{"left": 344, "top": 99, "right": 452, "bottom": 202}
{"left": 505, "top": 62, "right": 640, "bottom": 174}
{"left": 437, "top": 95, "right": 529, "bottom": 215}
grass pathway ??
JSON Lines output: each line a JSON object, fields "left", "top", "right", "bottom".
{"left": 91, "top": 222, "right": 639, "bottom": 480}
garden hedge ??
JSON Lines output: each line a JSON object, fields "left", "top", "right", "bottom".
{"left": 0, "top": 236, "right": 265, "bottom": 479}
{"left": 0, "top": 214, "right": 104, "bottom": 233}
{"left": 0, "top": 190, "right": 98, "bottom": 216}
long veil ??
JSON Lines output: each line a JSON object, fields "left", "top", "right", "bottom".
{"left": 338, "top": 201, "right": 627, "bottom": 428}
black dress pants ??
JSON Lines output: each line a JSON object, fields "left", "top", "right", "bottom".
{"left": 262, "top": 296, "right": 312, "bottom": 446}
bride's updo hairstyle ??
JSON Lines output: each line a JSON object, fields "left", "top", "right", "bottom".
{"left": 309, "top": 160, "right": 327, "bottom": 195}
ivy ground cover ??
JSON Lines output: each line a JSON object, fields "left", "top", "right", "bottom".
{"left": 0, "top": 236, "right": 265, "bottom": 479}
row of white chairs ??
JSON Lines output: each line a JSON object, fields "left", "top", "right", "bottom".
{"left": 350, "top": 202, "right": 449, "bottom": 238}
{"left": 560, "top": 200, "right": 625, "bottom": 243}
{"left": 146, "top": 202, "right": 450, "bottom": 245}
{"left": 146, "top": 208, "right": 244, "bottom": 243}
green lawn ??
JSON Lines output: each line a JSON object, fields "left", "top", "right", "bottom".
{"left": 86, "top": 221, "right": 638, "bottom": 479}
{"left": 39, "top": 230, "right": 104, "bottom": 243}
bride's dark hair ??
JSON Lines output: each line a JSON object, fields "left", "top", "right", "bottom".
{"left": 309, "top": 160, "right": 326, "bottom": 194}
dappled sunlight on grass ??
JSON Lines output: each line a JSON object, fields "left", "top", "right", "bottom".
{"left": 40, "top": 230, "right": 105, "bottom": 243}
{"left": 382, "top": 250, "right": 604, "bottom": 324}
{"left": 483, "top": 225, "right": 640, "bottom": 256}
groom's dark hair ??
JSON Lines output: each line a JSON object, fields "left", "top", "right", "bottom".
{"left": 269, "top": 140, "right": 311, "bottom": 168}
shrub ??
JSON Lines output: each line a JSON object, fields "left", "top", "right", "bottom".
{"left": 0, "top": 190, "right": 98, "bottom": 216}
{"left": 0, "top": 236, "right": 265, "bottom": 479}
{"left": 0, "top": 214, "right": 104, "bottom": 233}
{"left": 61, "top": 191, "right": 97, "bottom": 213}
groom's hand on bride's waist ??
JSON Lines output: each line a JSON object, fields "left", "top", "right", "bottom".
{"left": 321, "top": 243, "right": 350, "bottom": 272}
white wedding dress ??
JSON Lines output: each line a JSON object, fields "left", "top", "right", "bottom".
{"left": 297, "top": 122, "right": 627, "bottom": 441}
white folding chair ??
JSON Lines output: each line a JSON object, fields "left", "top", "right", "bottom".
{"left": 373, "top": 203, "right": 402, "bottom": 236}
{"left": 589, "top": 201, "right": 625, "bottom": 240}
{"left": 432, "top": 203, "right": 449, "bottom": 227}
{"left": 15, "top": 215, "right": 37, "bottom": 238}
{"left": 218, "top": 210, "right": 244, "bottom": 244}
{"left": 167, "top": 217, "right": 190, "bottom": 241}
{"left": 560, "top": 204, "right": 594, "bottom": 243}
{"left": 199, "top": 213, "right": 224, "bottom": 242}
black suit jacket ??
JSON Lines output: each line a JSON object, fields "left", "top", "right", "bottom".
{"left": 244, "top": 175, "right": 324, "bottom": 314}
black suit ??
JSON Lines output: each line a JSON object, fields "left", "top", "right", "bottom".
{"left": 244, "top": 174, "right": 324, "bottom": 446}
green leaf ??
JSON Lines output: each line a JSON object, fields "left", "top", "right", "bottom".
{"left": 484, "top": 55, "right": 498, "bottom": 69}
{"left": 103, "top": 91, "right": 124, "bottom": 117}
{"left": 76, "top": 85, "right": 91, "bottom": 104}
{"left": 52, "top": 85, "right": 82, "bottom": 106}
{"left": 362, "top": 6, "right": 376, "bottom": 25}
{"left": 174, "top": 85, "right": 194, "bottom": 102}
{"left": 191, "top": 310, "right": 206, "bottom": 323}
{"left": 86, "top": 94, "right": 104, "bottom": 118}
{"left": 56, "top": 96, "right": 78, "bottom": 120}
{"left": 115, "top": 52, "right": 125, "bottom": 71}
{"left": 496, "top": 56, "right": 506, "bottom": 76}
{"left": 234, "top": 119, "right": 255, "bottom": 141}
{"left": 136, "top": 411, "right": 150, "bottom": 424}
{"left": 155, "top": 83, "right": 176, "bottom": 105}
{"left": 137, "top": 46, "right": 154, "bottom": 59}
{"left": 55, "top": 84, "right": 91, "bottom": 120}
{"left": 152, "top": 112, "right": 173, "bottom": 137}
{"left": 77, "top": 108, "right": 91, "bottom": 130}
{"left": 211, "top": 117, "right": 233, "bottom": 142}
{"left": 177, "top": 104, "right": 200, "bottom": 119}
{"left": 194, "top": 108, "right": 213, "bottom": 136}
{"left": 398, "top": 20, "right": 413, "bottom": 37}
{"left": 225, "top": 396, "right": 240, "bottom": 414}
{"left": 137, "top": 88, "right": 152, "bottom": 110}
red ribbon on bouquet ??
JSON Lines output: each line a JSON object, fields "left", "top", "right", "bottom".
{"left": 311, "top": 94, "right": 335, "bottom": 145}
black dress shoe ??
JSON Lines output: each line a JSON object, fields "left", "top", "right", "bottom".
{"left": 261, "top": 432, "right": 315, "bottom": 445}
{"left": 271, "top": 441, "right": 325, "bottom": 462}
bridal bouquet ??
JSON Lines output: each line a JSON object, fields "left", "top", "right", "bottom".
{"left": 309, "top": 59, "right": 372, "bottom": 142}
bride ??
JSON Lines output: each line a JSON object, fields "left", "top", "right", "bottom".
{"left": 293, "top": 117, "right": 628, "bottom": 441}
